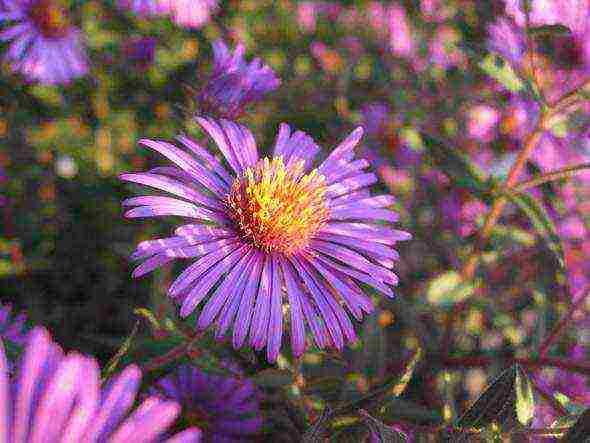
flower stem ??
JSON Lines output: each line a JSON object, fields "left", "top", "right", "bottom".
{"left": 538, "top": 285, "right": 590, "bottom": 357}
{"left": 514, "top": 163, "right": 590, "bottom": 192}
{"left": 141, "top": 333, "right": 201, "bottom": 372}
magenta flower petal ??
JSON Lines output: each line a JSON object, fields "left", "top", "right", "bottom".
{"left": 122, "top": 119, "right": 411, "bottom": 361}
{"left": 0, "top": 327, "right": 201, "bottom": 441}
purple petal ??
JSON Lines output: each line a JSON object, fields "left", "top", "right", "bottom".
{"left": 109, "top": 397, "right": 181, "bottom": 443}
{"left": 232, "top": 255, "right": 265, "bottom": 349}
{"left": 179, "top": 245, "right": 251, "bottom": 317}
{"left": 198, "top": 250, "right": 256, "bottom": 330}
{"left": 83, "top": 365, "right": 142, "bottom": 441}
{"left": 325, "top": 173, "right": 378, "bottom": 199}
{"left": 310, "top": 240, "right": 398, "bottom": 285}
{"left": 195, "top": 117, "right": 241, "bottom": 175}
{"left": 169, "top": 239, "right": 242, "bottom": 296}
{"left": 177, "top": 134, "right": 234, "bottom": 185}
{"left": 278, "top": 257, "right": 306, "bottom": 356}
{"left": 248, "top": 257, "right": 273, "bottom": 350}
{"left": 267, "top": 256, "right": 284, "bottom": 362}
{"left": 290, "top": 256, "right": 344, "bottom": 350}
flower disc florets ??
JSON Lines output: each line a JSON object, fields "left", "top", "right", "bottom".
{"left": 227, "top": 156, "right": 329, "bottom": 254}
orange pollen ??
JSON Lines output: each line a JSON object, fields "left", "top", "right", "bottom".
{"left": 227, "top": 156, "right": 330, "bottom": 254}
{"left": 29, "top": 0, "right": 70, "bottom": 39}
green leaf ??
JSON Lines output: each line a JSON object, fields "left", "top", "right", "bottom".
{"left": 502, "top": 190, "right": 565, "bottom": 267}
{"left": 421, "top": 133, "right": 488, "bottom": 197}
{"left": 514, "top": 366, "right": 535, "bottom": 426}
{"left": 562, "top": 408, "right": 590, "bottom": 442}
{"left": 102, "top": 321, "right": 140, "bottom": 380}
{"left": 452, "top": 365, "right": 524, "bottom": 438}
{"left": 480, "top": 54, "right": 525, "bottom": 93}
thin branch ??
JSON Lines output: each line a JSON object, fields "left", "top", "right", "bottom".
{"left": 538, "top": 285, "right": 590, "bottom": 356}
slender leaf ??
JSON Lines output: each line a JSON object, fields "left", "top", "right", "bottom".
{"left": 514, "top": 366, "right": 535, "bottom": 426}
{"left": 529, "top": 24, "right": 572, "bottom": 37}
{"left": 480, "top": 54, "right": 525, "bottom": 93}
{"left": 503, "top": 190, "right": 565, "bottom": 267}
{"left": 302, "top": 407, "right": 332, "bottom": 443}
{"left": 102, "top": 320, "right": 140, "bottom": 379}
{"left": 358, "top": 409, "right": 407, "bottom": 443}
{"left": 421, "top": 133, "right": 488, "bottom": 196}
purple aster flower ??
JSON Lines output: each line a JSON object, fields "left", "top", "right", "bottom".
{"left": 158, "top": 0, "right": 218, "bottom": 29}
{"left": 0, "top": 327, "right": 202, "bottom": 442}
{"left": 0, "top": 303, "right": 27, "bottom": 346}
{"left": 150, "top": 364, "right": 262, "bottom": 441}
{"left": 196, "top": 40, "right": 280, "bottom": 120}
{"left": 121, "top": 119, "right": 411, "bottom": 362}
{"left": 0, "top": 0, "right": 88, "bottom": 84}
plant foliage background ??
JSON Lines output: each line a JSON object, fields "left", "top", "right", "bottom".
{"left": 0, "top": 0, "right": 589, "bottom": 441}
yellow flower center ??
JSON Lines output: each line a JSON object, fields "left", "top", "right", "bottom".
{"left": 227, "top": 157, "right": 329, "bottom": 254}
{"left": 29, "top": 0, "right": 70, "bottom": 39}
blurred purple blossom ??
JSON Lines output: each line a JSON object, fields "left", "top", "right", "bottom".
{"left": 118, "top": 0, "right": 163, "bottom": 17}
{"left": 197, "top": 40, "right": 280, "bottom": 120}
{"left": 118, "top": 0, "right": 217, "bottom": 28}
{"left": 297, "top": 1, "right": 342, "bottom": 34}
{"left": 466, "top": 104, "right": 500, "bottom": 142}
{"left": 158, "top": 0, "right": 218, "bottom": 29}
{"left": 0, "top": 0, "right": 88, "bottom": 84}
{"left": 150, "top": 364, "right": 262, "bottom": 441}
{"left": 123, "top": 36, "right": 157, "bottom": 71}
{"left": 0, "top": 327, "right": 201, "bottom": 441}
{"left": 121, "top": 120, "right": 410, "bottom": 361}
{"left": 388, "top": 3, "right": 415, "bottom": 59}
{"left": 489, "top": 0, "right": 590, "bottom": 100}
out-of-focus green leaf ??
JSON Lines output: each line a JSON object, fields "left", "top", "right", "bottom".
{"left": 514, "top": 366, "right": 535, "bottom": 426}
{"left": 479, "top": 54, "right": 524, "bottom": 93}
{"left": 426, "top": 271, "right": 478, "bottom": 308}
{"left": 358, "top": 409, "right": 407, "bottom": 442}
{"left": 422, "top": 133, "right": 488, "bottom": 196}
{"left": 102, "top": 320, "right": 139, "bottom": 379}
{"left": 253, "top": 368, "right": 294, "bottom": 388}
{"left": 503, "top": 190, "right": 565, "bottom": 267}
{"left": 562, "top": 409, "right": 590, "bottom": 442}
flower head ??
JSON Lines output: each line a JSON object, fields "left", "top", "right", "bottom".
{"left": 0, "top": 0, "right": 88, "bottom": 84}
{"left": 150, "top": 364, "right": 262, "bottom": 441}
{"left": 121, "top": 118, "right": 411, "bottom": 362}
{"left": 196, "top": 40, "right": 280, "bottom": 120}
{"left": 0, "top": 327, "right": 201, "bottom": 442}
